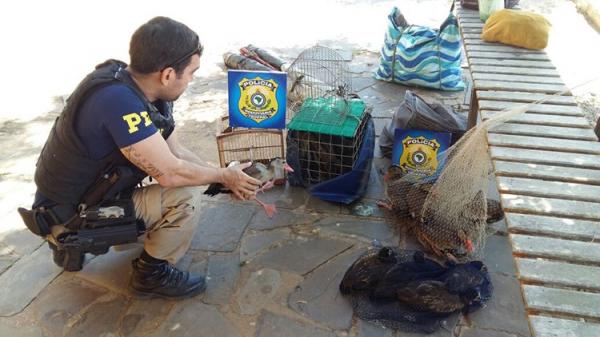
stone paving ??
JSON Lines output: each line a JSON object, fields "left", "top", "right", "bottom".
{"left": 0, "top": 53, "right": 531, "bottom": 337}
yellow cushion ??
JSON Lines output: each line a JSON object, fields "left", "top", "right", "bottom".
{"left": 481, "top": 9, "right": 551, "bottom": 50}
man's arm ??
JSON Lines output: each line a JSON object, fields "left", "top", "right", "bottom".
{"left": 165, "top": 129, "right": 211, "bottom": 167}
{"left": 120, "top": 133, "right": 260, "bottom": 199}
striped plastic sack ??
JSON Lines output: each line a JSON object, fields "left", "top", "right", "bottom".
{"left": 374, "top": 6, "right": 464, "bottom": 91}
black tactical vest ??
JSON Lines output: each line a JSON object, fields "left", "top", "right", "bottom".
{"left": 34, "top": 59, "right": 175, "bottom": 206}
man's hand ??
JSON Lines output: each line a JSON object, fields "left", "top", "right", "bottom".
{"left": 221, "top": 162, "right": 261, "bottom": 200}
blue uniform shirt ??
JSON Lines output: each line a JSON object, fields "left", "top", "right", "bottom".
{"left": 77, "top": 83, "right": 159, "bottom": 159}
{"left": 34, "top": 83, "right": 161, "bottom": 207}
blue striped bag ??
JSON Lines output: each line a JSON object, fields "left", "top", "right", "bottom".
{"left": 374, "top": 5, "right": 464, "bottom": 91}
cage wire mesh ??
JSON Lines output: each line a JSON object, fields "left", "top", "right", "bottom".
{"left": 385, "top": 103, "right": 532, "bottom": 262}
{"left": 287, "top": 45, "right": 353, "bottom": 125}
{"left": 286, "top": 45, "right": 371, "bottom": 185}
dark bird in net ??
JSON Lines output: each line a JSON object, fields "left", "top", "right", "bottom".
{"left": 339, "top": 247, "right": 492, "bottom": 333}
{"left": 339, "top": 246, "right": 398, "bottom": 295}
{"left": 378, "top": 165, "right": 505, "bottom": 262}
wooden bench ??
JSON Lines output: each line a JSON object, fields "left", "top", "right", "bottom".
{"left": 456, "top": 2, "right": 600, "bottom": 336}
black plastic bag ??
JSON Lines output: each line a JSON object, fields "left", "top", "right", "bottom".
{"left": 379, "top": 90, "right": 467, "bottom": 157}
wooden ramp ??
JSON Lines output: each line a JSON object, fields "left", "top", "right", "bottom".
{"left": 457, "top": 3, "right": 600, "bottom": 337}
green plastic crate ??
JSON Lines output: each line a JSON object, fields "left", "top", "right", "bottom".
{"left": 287, "top": 97, "right": 366, "bottom": 137}
{"left": 287, "top": 97, "right": 369, "bottom": 184}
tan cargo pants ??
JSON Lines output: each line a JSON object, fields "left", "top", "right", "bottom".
{"left": 131, "top": 184, "right": 201, "bottom": 264}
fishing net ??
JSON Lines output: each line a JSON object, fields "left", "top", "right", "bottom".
{"left": 384, "top": 104, "right": 531, "bottom": 261}
{"left": 340, "top": 247, "right": 492, "bottom": 333}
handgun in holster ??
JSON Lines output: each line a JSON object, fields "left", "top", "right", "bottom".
{"left": 17, "top": 166, "right": 144, "bottom": 272}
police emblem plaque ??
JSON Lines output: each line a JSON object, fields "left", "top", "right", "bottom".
{"left": 228, "top": 70, "right": 286, "bottom": 129}
{"left": 392, "top": 128, "right": 451, "bottom": 178}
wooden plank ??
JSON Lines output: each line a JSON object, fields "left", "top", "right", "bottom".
{"left": 458, "top": 14, "right": 482, "bottom": 20}
{"left": 530, "top": 316, "right": 600, "bottom": 337}
{"left": 482, "top": 112, "right": 591, "bottom": 128}
{"left": 491, "top": 147, "right": 600, "bottom": 169}
{"left": 468, "top": 51, "right": 550, "bottom": 61}
{"left": 518, "top": 258, "right": 600, "bottom": 290}
{"left": 463, "top": 33, "right": 483, "bottom": 39}
{"left": 473, "top": 73, "right": 566, "bottom": 85}
{"left": 497, "top": 176, "right": 600, "bottom": 202}
{"left": 474, "top": 80, "right": 567, "bottom": 94}
{"left": 464, "top": 38, "right": 494, "bottom": 44}
{"left": 489, "top": 134, "right": 600, "bottom": 154}
{"left": 459, "top": 18, "right": 482, "bottom": 24}
{"left": 458, "top": 9, "right": 480, "bottom": 17}
{"left": 488, "top": 123, "right": 597, "bottom": 141}
{"left": 494, "top": 161, "right": 600, "bottom": 184}
{"left": 466, "top": 44, "right": 546, "bottom": 54}
{"left": 479, "top": 101, "right": 583, "bottom": 115}
{"left": 462, "top": 27, "right": 483, "bottom": 33}
{"left": 506, "top": 212, "right": 600, "bottom": 240}
{"left": 523, "top": 284, "right": 600, "bottom": 318}
{"left": 471, "top": 65, "right": 561, "bottom": 77}
{"left": 512, "top": 234, "right": 600, "bottom": 263}
{"left": 459, "top": 14, "right": 481, "bottom": 20}
{"left": 469, "top": 58, "right": 556, "bottom": 69}
{"left": 501, "top": 194, "right": 600, "bottom": 220}
{"left": 465, "top": 38, "right": 546, "bottom": 49}
{"left": 477, "top": 91, "right": 576, "bottom": 106}
{"left": 461, "top": 22, "right": 484, "bottom": 28}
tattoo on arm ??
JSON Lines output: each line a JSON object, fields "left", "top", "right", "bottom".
{"left": 122, "top": 146, "right": 164, "bottom": 178}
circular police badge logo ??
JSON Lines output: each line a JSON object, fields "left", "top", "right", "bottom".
{"left": 251, "top": 92, "right": 266, "bottom": 108}
{"left": 412, "top": 150, "right": 427, "bottom": 166}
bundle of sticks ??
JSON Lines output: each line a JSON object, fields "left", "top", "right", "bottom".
{"left": 223, "top": 44, "right": 289, "bottom": 72}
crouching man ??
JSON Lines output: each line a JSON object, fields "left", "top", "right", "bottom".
{"left": 19, "top": 16, "right": 260, "bottom": 299}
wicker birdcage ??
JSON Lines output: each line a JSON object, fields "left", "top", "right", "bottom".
{"left": 216, "top": 115, "right": 285, "bottom": 167}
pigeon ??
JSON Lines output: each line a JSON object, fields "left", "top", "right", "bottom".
{"left": 204, "top": 158, "right": 294, "bottom": 218}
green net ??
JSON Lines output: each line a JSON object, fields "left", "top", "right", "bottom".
{"left": 287, "top": 97, "right": 366, "bottom": 137}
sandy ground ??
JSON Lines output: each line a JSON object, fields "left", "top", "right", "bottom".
{"left": 0, "top": 0, "right": 599, "bottom": 234}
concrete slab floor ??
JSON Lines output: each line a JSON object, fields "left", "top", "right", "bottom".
{"left": 9, "top": 0, "right": 595, "bottom": 335}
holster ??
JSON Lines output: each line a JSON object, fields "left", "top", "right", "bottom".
{"left": 19, "top": 165, "right": 145, "bottom": 271}
{"left": 58, "top": 198, "right": 141, "bottom": 271}
{"left": 20, "top": 199, "right": 142, "bottom": 272}
{"left": 17, "top": 207, "right": 57, "bottom": 237}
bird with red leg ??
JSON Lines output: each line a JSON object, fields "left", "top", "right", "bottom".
{"left": 203, "top": 158, "right": 294, "bottom": 218}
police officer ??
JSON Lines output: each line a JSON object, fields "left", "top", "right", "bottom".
{"left": 29, "top": 16, "right": 261, "bottom": 298}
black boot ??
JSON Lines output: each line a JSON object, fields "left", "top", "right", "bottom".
{"left": 130, "top": 255, "right": 206, "bottom": 299}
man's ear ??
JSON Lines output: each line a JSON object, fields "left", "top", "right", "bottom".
{"left": 160, "top": 67, "right": 174, "bottom": 86}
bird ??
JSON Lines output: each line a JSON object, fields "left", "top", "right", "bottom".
{"left": 395, "top": 280, "right": 465, "bottom": 313}
{"left": 441, "top": 260, "right": 492, "bottom": 313}
{"left": 203, "top": 158, "right": 294, "bottom": 218}
{"left": 485, "top": 198, "right": 504, "bottom": 224}
{"left": 379, "top": 166, "right": 504, "bottom": 222}
{"left": 339, "top": 246, "right": 398, "bottom": 295}
{"left": 369, "top": 250, "right": 446, "bottom": 299}
{"left": 376, "top": 165, "right": 411, "bottom": 217}
{"left": 416, "top": 190, "right": 485, "bottom": 263}
{"left": 377, "top": 165, "right": 505, "bottom": 262}
{"left": 204, "top": 158, "right": 292, "bottom": 195}
{"left": 340, "top": 247, "right": 493, "bottom": 316}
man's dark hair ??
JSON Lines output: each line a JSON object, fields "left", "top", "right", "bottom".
{"left": 129, "top": 16, "right": 202, "bottom": 75}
